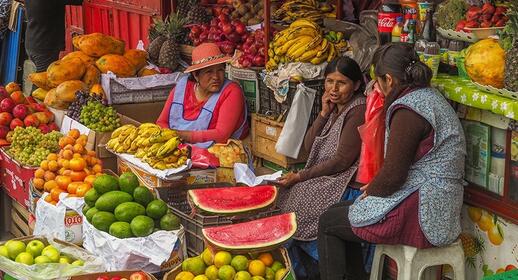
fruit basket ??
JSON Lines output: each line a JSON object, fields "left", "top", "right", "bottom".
{"left": 473, "top": 82, "right": 518, "bottom": 101}
{"left": 482, "top": 269, "right": 518, "bottom": 280}
{"left": 464, "top": 27, "right": 505, "bottom": 40}
{"left": 437, "top": 27, "right": 478, "bottom": 43}
{"left": 156, "top": 183, "right": 280, "bottom": 256}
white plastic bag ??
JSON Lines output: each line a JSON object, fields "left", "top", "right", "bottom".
{"left": 275, "top": 83, "right": 316, "bottom": 158}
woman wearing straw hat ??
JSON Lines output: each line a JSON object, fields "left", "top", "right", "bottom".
{"left": 157, "top": 43, "right": 249, "bottom": 148}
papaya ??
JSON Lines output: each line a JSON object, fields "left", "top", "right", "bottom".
{"left": 96, "top": 54, "right": 136, "bottom": 77}
{"left": 465, "top": 38, "right": 505, "bottom": 89}
{"left": 44, "top": 88, "right": 69, "bottom": 109}
{"left": 31, "top": 88, "right": 48, "bottom": 101}
{"left": 90, "top": 83, "right": 105, "bottom": 98}
{"left": 55, "top": 80, "right": 88, "bottom": 103}
{"left": 47, "top": 58, "right": 86, "bottom": 88}
{"left": 82, "top": 64, "right": 101, "bottom": 88}
{"left": 28, "top": 72, "right": 50, "bottom": 90}
{"left": 73, "top": 33, "right": 125, "bottom": 57}
{"left": 124, "top": 49, "right": 148, "bottom": 71}
{"left": 62, "top": 51, "right": 96, "bottom": 65}
{"left": 138, "top": 67, "right": 160, "bottom": 77}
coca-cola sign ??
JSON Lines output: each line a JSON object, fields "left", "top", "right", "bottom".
{"left": 378, "top": 12, "right": 401, "bottom": 33}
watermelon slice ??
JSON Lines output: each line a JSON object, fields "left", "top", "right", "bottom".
{"left": 202, "top": 213, "right": 297, "bottom": 252}
{"left": 188, "top": 185, "right": 278, "bottom": 214}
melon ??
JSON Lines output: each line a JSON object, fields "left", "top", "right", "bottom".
{"left": 465, "top": 38, "right": 505, "bottom": 89}
{"left": 189, "top": 185, "right": 278, "bottom": 215}
{"left": 202, "top": 213, "right": 297, "bottom": 252}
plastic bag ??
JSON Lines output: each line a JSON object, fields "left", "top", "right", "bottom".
{"left": 356, "top": 84, "right": 385, "bottom": 184}
{"left": 348, "top": 11, "right": 379, "bottom": 72}
{"left": 190, "top": 144, "right": 220, "bottom": 169}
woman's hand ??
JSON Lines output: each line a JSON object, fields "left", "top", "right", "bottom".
{"left": 320, "top": 91, "right": 336, "bottom": 118}
{"left": 177, "top": 130, "right": 192, "bottom": 143}
{"left": 359, "top": 184, "right": 369, "bottom": 200}
{"left": 277, "top": 172, "right": 301, "bottom": 188}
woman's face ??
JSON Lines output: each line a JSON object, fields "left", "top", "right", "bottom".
{"left": 376, "top": 74, "right": 394, "bottom": 97}
{"left": 195, "top": 64, "right": 226, "bottom": 93}
{"left": 324, "top": 71, "right": 360, "bottom": 105}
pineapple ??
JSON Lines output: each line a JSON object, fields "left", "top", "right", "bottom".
{"left": 186, "top": 0, "right": 211, "bottom": 24}
{"left": 147, "top": 17, "right": 168, "bottom": 62}
{"left": 459, "top": 232, "right": 484, "bottom": 268}
{"left": 158, "top": 13, "right": 188, "bottom": 71}
{"left": 502, "top": 0, "right": 518, "bottom": 92}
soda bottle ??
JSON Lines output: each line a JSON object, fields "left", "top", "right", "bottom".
{"left": 400, "top": 14, "right": 412, "bottom": 43}
{"left": 378, "top": 0, "right": 403, "bottom": 45}
{"left": 400, "top": 0, "right": 418, "bottom": 18}
{"left": 392, "top": 16, "right": 404, "bottom": 42}
{"left": 408, "top": 19, "right": 417, "bottom": 44}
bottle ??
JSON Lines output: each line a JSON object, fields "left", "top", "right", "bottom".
{"left": 422, "top": 9, "right": 436, "bottom": 42}
{"left": 408, "top": 19, "right": 417, "bottom": 44}
{"left": 448, "top": 40, "right": 465, "bottom": 75}
{"left": 400, "top": 14, "right": 411, "bottom": 43}
{"left": 378, "top": 0, "right": 403, "bottom": 45}
{"left": 392, "top": 16, "right": 404, "bottom": 42}
{"left": 400, "top": 0, "right": 418, "bottom": 19}
{"left": 417, "top": 0, "right": 432, "bottom": 23}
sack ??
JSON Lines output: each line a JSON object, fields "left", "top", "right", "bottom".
{"left": 356, "top": 85, "right": 385, "bottom": 184}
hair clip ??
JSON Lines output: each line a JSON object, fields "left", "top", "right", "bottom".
{"left": 405, "top": 60, "right": 417, "bottom": 73}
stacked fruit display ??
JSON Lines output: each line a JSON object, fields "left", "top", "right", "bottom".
{"left": 29, "top": 33, "right": 150, "bottom": 109}
{"left": 230, "top": 0, "right": 263, "bottom": 26}
{"left": 107, "top": 123, "right": 189, "bottom": 170}
{"left": 67, "top": 91, "right": 106, "bottom": 121}
{"left": 6, "top": 127, "right": 62, "bottom": 166}
{"left": 80, "top": 100, "right": 121, "bottom": 132}
{"left": 0, "top": 239, "right": 84, "bottom": 266}
{"left": 235, "top": 29, "right": 267, "bottom": 68}
{"left": 83, "top": 172, "right": 180, "bottom": 238}
{"left": 455, "top": 3, "right": 508, "bottom": 31}
{"left": 272, "top": 0, "right": 335, "bottom": 24}
{"left": 177, "top": 249, "right": 288, "bottom": 280}
{"left": 324, "top": 31, "right": 352, "bottom": 55}
{"left": 33, "top": 129, "right": 103, "bottom": 204}
{"left": 267, "top": 19, "right": 338, "bottom": 70}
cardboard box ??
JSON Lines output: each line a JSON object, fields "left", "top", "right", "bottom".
{"left": 113, "top": 101, "right": 166, "bottom": 124}
{"left": 70, "top": 271, "right": 157, "bottom": 280}
{"left": 117, "top": 157, "right": 217, "bottom": 189}
{"left": 163, "top": 248, "right": 295, "bottom": 280}
{"left": 0, "top": 147, "right": 37, "bottom": 210}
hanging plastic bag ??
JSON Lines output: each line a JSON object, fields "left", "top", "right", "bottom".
{"left": 356, "top": 84, "right": 385, "bottom": 184}
{"left": 275, "top": 83, "right": 316, "bottom": 158}
{"left": 189, "top": 144, "right": 220, "bottom": 169}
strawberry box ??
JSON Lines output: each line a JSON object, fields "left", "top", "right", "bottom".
{"left": 0, "top": 147, "right": 37, "bottom": 210}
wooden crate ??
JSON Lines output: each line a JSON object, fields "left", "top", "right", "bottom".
{"left": 251, "top": 114, "right": 307, "bottom": 168}
{"left": 9, "top": 199, "right": 34, "bottom": 238}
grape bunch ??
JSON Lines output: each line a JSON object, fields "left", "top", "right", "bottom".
{"left": 7, "top": 127, "right": 62, "bottom": 166}
{"left": 80, "top": 100, "right": 121, "bottom": 132}
{"left": 68, "top": 91, "right": 105, "bottom": 122}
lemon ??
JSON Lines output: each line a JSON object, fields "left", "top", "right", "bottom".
{"left": 214, "top": 251, "right": 232, "bottom": 268}
{"left": 265, "top": 267, "right": 275, "bottom": 280}
{"left": 275, "top": 268, "right": 287, "bottom": 280}
{"left": 175, "top": 271, "right": 195, "bottom": 280}
{"left": 205, "top": 265, "right": 219, "bottom": 280}
{"left": 235, "top": 271, "right": 252, "bottom": 280}
{"left": 218, "top": 264, "right": 236, "bottom": 280}
{"left": 271, "top": 261, "right": 284, "bottom": 272}
{"left": 231, "top": 255, "right": 249, "bottom": 271}
{"left": 193, "top": 276, "right": 209, "bottom": 280}
{"left": 201, "top": 248, "right": 214, "bottom": 266}
{"left": 248, "top": 260, "right": 266, "bottom": 277}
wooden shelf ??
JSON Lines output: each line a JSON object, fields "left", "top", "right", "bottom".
{"left": 464, "top": 184, "right": 518, "bottom": 224}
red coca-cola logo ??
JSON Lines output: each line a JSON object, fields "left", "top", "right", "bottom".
{"left": 378, "top": 12, "right": 402, "bottom": 33}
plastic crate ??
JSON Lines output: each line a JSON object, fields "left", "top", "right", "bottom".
{"left": 155, "top": 183, "right": 280, "bottom": 256}
{"left": 259, "top": 79, "right": 324, "bottom": 126}
{"left": 482, "top": 270, "right": 518, "bottom": 280}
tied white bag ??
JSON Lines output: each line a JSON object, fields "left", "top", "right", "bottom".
{"left": 275, "top": 83, "right": 316, "bottom": 158}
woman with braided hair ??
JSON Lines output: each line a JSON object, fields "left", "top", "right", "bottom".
{"left": 317, "top": 43, "right": 466, "bottom": 280}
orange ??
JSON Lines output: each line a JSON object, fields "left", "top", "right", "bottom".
{"left": 70, "top": 158, "right": 86, "bottom": 171}
{"left": 83, "top": 168, "right": 92, "bottom": 176}
{"left": 48, "top": 160, "right": 59, "bottom": 172}
{"left": 73, "top": 153, "right": 82, "bottom": 159}
{"left": 70, "top": 171, "right": 87, "bottom": 182}
{"left": 50, "top": 188, "right": 64, "bottom": 201}
{"left": 73, "top": 143, "right": 84, "bottom": 154}
{"left": 258, "top": 253, "right": 274, "bottom": 267}
{"left": 76, "top": 136, "right": 88, "bottom": 147}
{"left": 62, "top": 150, "right": 73, "bottom": 160}
{"left": 61, "top": 159, "right": 70, "bottom": 169}
{"left": 67, "top": 182, "right": 83, "bottom": 194}
{"left": 63, "top": 170, "right": 72, "bottom": 177}
{"left": 68, "top": 129, "right": 80, "bottom": 139}
{"left": 40, "top": 160, "right": 49, "bottom": 170}
{"left": 34, "top": 168, "right": 45, "bottom": 179}
{"left": 62, "top": 136, "right": 75, "bottom": 146}
{"left": 44, "top": 195, "right": 53, "bottom": 203}
{"left": 64, "top": 144, "right": 74, "bottom": 151}
{"left": 76, "top": 183, "right": 91, "bottom": 197}
{"left": 57, "top": 167, "right": 66, "bottom": 175}
{"left": 87, "top": 150, "right": 96, "bottom": 157}
{"left": 47, "top": 153, "right": 58, "bottom": 161}
{"left": 84, "top": 175, "right": 97, "bottom": 185}
{"left": 33, "top": 178, "right": 45, "bottom": 190}
{"left": 43, "top": 180, "right": 58, "bottom": 192}
{"left": 92, "top": 164, "right": 103, "bottom": 174}
{"left": 44, "top": 171, "right": 56, "bottom": 181}
{"left": 56, "top": 175, "right": 72, "bottom": 190}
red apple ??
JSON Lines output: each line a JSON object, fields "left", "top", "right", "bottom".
{"left": 29, "top": 103, "right": 47, "bottom": 113}
{"left": 253, "top": 55, "right": 265, "bottom": 66}
{"left": 48, "top": 122, "right": 59, "bottom": 131}
{"left": 23, "top": 115, "right": 40, "bottom": 127}
{"left": 0, "top": 86, "right": 9, "bottom": 102}
{"left": 235, "top": 22, "right": 247, "bottom": 35}
{"left": 0, "top": 112, "right": 13, "bottom": 126}
{"left": 0, "top": 126, "right": 9, "bottom": 139}
{"left": 222, "top": 23, "right": 234, "bottom": 35}
{"left": 38, "top": 124, "right": 50, "bottom": 134}
{"left": 10, "top": 118, "right": 23, "bottom": 130}
{"left": 0, "top": 98, "right": 15, "bottom": 113}
{"left": 129, "top": 272, "right": 148, "bottom": 280}
{"left": 96, "top": 277, "right": 109, "bottom": 280}
{"left": 12, "top": 104, "right": 29, "bottom": 119}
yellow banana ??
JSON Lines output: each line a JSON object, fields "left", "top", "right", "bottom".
{"left": 156, "top": 136, "right": 180, "bottom": 158}
{"left": 298, "top": 48, "right": 319, "bottom": 62}
{"left": 107, "top": 138, "right": 119, "bottom": 150}
{"left": 286, "top": 27, "right": 319, "bottom": 40}
{"left": 139, "top": 123, "right": 160, "bottom": 130}
{"left": 310, "top": 54, "right": 328, "bottom": 65}
{"left": 316, "top": 39, "right": 330, "bottom": 57}
{"left": 327, "top": 44, "right": 336, "bottom": 62}
{"left": 286, "top": 37, "right": 313, "bottom": 58}
{"left": 275, "top": 38, "right": 301, "bottom": 55}
{"left": 135, "top": 149, "right": 147, "bottom": 158}
{"left": 111, "top": 124, "right": 136, "bottom": 139}
{"left": 306, "top": 35, "right": 323, "bottom": 51}
{"left": 289, "top": 19, "right": 320, "bottom": 30}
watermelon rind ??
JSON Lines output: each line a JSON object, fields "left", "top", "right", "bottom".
{"left": 202, "top": 213, "right": 297, "bottom": 253}
{"left": 188, "top": 185, "right": 278, "bottom": 215}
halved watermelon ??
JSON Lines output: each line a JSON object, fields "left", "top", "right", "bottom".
{"left": 202, "top": 213, "right": 297, "bottom": 252}
{"left": 188, "top": 185, "right": 278, "bottom": 214}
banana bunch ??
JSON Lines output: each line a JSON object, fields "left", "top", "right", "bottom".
{"left": 324, "top": 31, "right": 352, "bottom": 55}
{"left": 273, "top": 0, "right": 336, "bottom": 23}
{"left": 266, "top": 19, "right": 338, "bottom": 71}
{"left": 107, "top": 123, "right": 189, "bottom": 170}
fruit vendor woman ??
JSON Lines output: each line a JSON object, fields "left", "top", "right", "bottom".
{"left": 157, "top": 43, "right": 249, "bottom": 148}
{"left": 275, "top": 57, "right": 367, "bottom": 278}
{"left": 318, "top": 43, "right": 466, "bottom": 280}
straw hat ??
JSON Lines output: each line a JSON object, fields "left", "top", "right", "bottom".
{"left": 184, "top": 43, "right": 232, "bottom": 73}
